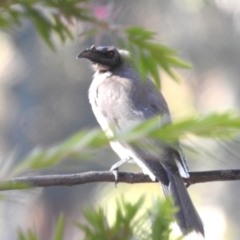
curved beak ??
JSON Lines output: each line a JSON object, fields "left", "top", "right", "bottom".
{"left": 76, "top": 45, "right": 97, "bottom": 60}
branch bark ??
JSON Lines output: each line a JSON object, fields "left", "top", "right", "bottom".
{"left": 1, "top": 169, "right": 240, "bottom": 191}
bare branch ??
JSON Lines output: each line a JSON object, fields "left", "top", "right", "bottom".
{"left": 1, "top": 169, "right": 240, "bottom": 191}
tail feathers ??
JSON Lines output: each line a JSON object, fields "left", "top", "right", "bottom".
{"left": 161, "top": 173, "right": 204, "bottom": 236}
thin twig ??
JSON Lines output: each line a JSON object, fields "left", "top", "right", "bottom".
{"left": 1, "top": 169, "right": 240, "bottom": 191}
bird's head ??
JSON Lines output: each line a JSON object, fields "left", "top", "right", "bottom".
{"left": 77, "top": 45, "right": 129, "bottom": 72}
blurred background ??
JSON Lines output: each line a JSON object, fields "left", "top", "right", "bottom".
{"left": 1, "top": 0, "right": 240, "bottom": 239}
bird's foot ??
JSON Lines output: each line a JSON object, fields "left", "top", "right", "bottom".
{"left": 110, "top": 159, "right": 129, "bottom": 187}
{"left": 184, "top": 178, "right": 191, "bottom": 188}
{"left": 110, "top": 167, "right": 119, "bottom": 188}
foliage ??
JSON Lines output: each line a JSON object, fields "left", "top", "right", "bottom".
{"left": 17, "top": 214, "right": 65, "bottom": 240}
{"left": 2, "top": 111, "right": 239, "bottom": 178}
{"left": 12, "top": 128, "right": 107, "bottom": 176}
{"left": 76, "top": 196, "right": 181, "bottom": 240}
{"left": 115, "top": 111, "right": 240, "bottom": 144}
{"left": 118, "top": 27, "right": 191, "bottom": 88}
{"left": 0, "top": 0, "right": 93, "bottom": 50}
{"left": 0, "top": 0, "right": 189, "bottom": 87}
{"left": 15, "top": 197, "right": 181, "bottom": 240}
{"left": 0, "top": 1, "right": 239, "bottom": 239}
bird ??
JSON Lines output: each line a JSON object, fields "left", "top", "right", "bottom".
{"left": 77, "top": 45, "right": 204, "bottom": 236}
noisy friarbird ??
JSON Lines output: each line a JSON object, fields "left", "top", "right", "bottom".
{"left": 77, "top": 45, "right": 204, "bottom": 236}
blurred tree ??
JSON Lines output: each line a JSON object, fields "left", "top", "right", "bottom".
{"left": 1, "top": 0, "right": 240, "bottom": 240}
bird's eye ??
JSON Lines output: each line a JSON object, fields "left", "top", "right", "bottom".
{"left": 105, "top": 50, "right": 114, "bottom": 58}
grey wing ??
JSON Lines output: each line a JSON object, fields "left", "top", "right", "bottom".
{"left": 97, "top": 76, "right": 170, "bottom": 130}
{"left": 96, "top": 76, "right": 188, "bottom": 178}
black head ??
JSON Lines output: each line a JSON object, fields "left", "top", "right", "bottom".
{"left": 77, "top": 45, "right": 122, "bottom": 71}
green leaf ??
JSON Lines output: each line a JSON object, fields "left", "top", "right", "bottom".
{"left": 0, "top": 182, "right": 30, "bottom": 191}
{"left": 165, "top": 55, "right": 192, "bottom": 68}
{"left": 113, "top": 117, "right": 160, "bottom": 143}
{"left": 52, "top": 14, "right": 73, "bottom": 43}
{"left": 12, "top": 128, "right": 107, "bottom": 176}
{"left": 144, "top": 51, "right": 161, "bottom": 88}
{"left": 76, "top": 196, "right": 180, "bottom": 240}
{"left": 118, "top": 26, "right": 191, "bottom": 87}
{"left": 0, "top": 0, "right": 94, "bottom": 49}
{"left": 8, "top": 9, "right": 23, "bottom": 26}
{"left": 23, "top": 5, "right": 55, "bottom": 50}
{"left": 150, "top": 198, "right": 178, "bottom": 240}
{"left": 17, "top": 229, "right": 28, "bottom": 240}
{"left": 0, "top": 14, "right": 10, "bottom": 28}
{"left": 125, "top": 26, "right": 156, "bottom": 41}
{"left": 113, "top": 112, "right": 240, "bottom": 145}
{"left": 152, "top": 112, "right": 240, "bottom": 142}
{"left": 54, "top": 214, "right": 65, "bottom": 240}
{"left": 17, "top": 229, "right": 39, "bottom": 240}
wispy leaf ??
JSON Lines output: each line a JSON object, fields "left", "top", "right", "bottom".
{"left": 12, "top": 128, "right": 107, "bottom": 176}
{"left": 17, "top": 229, "right": 39, "bottom": 240}
{"left": 17, "top": 214, "right": 65, "bottom": 240}
{"left": 0, "top": 0, "right": 93, "bottom": 48}
{"left": 54, "top": 214, "right": 65, "bottom": 240}
{"left": 113, "top": 112, "right": 240, "bottom": 144}
{"left": 118, "top": 26, "right": 191, "bottom": 87}
{"left": 0, "top": 182, "right": 30, "bottom": 191}
{"left": 23, "top": 5, "right": 55, "bottom": 50}
{"left": 153, "top": 112, "right": 240, "bottom": 142}
{"left": 76, "top": 196, "right": 180, "bottom": 240}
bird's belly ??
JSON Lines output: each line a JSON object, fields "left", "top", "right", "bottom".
{"left": 90, "top": 101, "right": 156, "bottom": 181}
{"left": 92, "top": 106, "right": 113, "bottom": 137}
{"left": 110, "top": 140, "right": 156, "bottom": 181}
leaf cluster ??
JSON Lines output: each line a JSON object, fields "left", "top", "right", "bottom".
{"left": 12, "top": 128, "right": 107, "bottom": 176}
{"left": 4, "top": 112, "right": 239, "bottom": 178}
{"left": 76, "top": 196, "right": 181, "bottom": 240}
{"left": 17, "top": 213, "right": 65, "bottom": 240}
{"left": 16, "top": 197, "right": 181, "bottom": 240}
{"left": 115, "top": 112, "right": 240, "bottom": 144}
{"left": 118, "top": 27, "right": 191, "bottom": 88}
{"left": 0, "top": 1, "right": 239, "bottom": 239}
{"left": 0, "top": 0, "right": 93, "bottom": 49}
{"left": 0, "top": 1, "right": 190, "bottom": 85}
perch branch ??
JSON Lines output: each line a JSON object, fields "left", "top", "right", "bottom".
{"left": 1, "top": 169, "right": 240, "bottom": 191}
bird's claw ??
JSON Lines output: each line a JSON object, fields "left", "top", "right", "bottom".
{"left": 110, "top": 167, "right": 119, "bottom": 187}
{"left": 110, "top": 158, "right": 130, "bottom": 187}
{"left": 185, "top": 179, "right": 191, "bottom": 188}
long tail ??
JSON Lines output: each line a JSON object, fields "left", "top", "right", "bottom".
{"left": 161, "top": 173, "right": 204, "bottom": 236}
